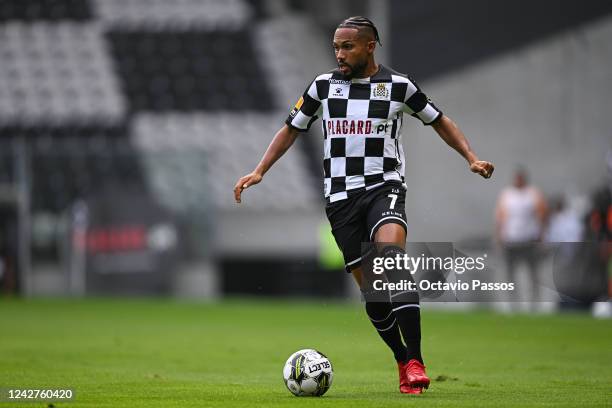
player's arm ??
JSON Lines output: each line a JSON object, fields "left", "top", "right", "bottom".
{"left": 234, "top": 124, "right": 300, "bottom": 203}
{"left": 494, "top": 191, "right": 507, "bottom": 245}
{"left": 534, "top": 188, "right": 549, "bottom": 240}
{"left": 535, "top": 189, "right": 548, "bottom": 223}
{"left": 431, "top": 115, "right": 494, "bottom": 179}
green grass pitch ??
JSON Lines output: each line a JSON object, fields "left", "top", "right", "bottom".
{"left": 0, "top": 298, "right": 610, "bottom": 407}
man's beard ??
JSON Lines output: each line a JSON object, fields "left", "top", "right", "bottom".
{"left": 340, "top": 59, "right": 368, "bottom": 79}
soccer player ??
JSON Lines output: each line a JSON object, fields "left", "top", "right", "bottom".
{"left": 234, "top": 16, "right": 494, "bottom": 394}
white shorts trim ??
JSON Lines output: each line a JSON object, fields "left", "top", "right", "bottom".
{"left": 370, "top": 216, "right": 408, "bottom": 241}
{"left": 346, "top": 256, "right": 362, "bottom": 267}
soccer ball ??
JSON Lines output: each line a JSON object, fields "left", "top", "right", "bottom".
{"left": 282, "top": 349, "right": 333, "bottom": 396}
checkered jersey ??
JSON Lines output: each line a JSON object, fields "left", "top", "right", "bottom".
{"left": 285, "top": 65, "right": 442, "bottom": 203}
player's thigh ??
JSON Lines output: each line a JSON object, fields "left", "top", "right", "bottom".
{"left": 366, "top": 184, "right": 407, "bottom": 244}
{"left": 325, "top": 203, "right": 368, "bottom": 273}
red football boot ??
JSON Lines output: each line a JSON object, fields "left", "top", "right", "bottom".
{"left": 397, "top": 361, "right": 412, "bottom": 393}
{"left": 404, "top": 359, "right": 430, "bottom": 394}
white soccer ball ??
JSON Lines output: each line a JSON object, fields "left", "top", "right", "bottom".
{"left": 282, "top": 349, "right": 333, "bottom": 396}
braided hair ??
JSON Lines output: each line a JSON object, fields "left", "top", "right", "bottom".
{"left": 337, "top": 16, "right": 382, "bottom": 46}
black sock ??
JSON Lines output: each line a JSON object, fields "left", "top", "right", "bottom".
{"left": 391, "top": 303, "right": 423, "bottom": 364}
{"left": 362, "top": 291, "right": 407, "bottom": 363}
{"left": 382, "top": 246, "right": 424, "bottom": 364}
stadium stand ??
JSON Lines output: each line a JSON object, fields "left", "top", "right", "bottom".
{"left": 107, "top": 30, "right": 274, "bottom": 112}
{"left": 0, "top": 22, "right": 125, "bottom": 123}
{"left": 0, "top": 0, "right": 322, "bottom": 274}
{"left": 0, "top": 126, "right": 143, "bottom": 213}
{"left": 132, "top": 113, "right": 318, "bottom": 213}
{"left": 0, "top": 0, "right": 92, "bottom": 22}
{"left": 94, "top": 0, "right": 252, "bottom": 30}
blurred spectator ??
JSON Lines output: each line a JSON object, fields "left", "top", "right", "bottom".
{"left": 545, "top": 196, "right": 583, "bottom": 243}
{"left": 545, "top": 195, "right": 586, "bottom": 311}
{"left": 586, "top": 186, "right": 611, "bottom": 242}
{"left": 495, "top": 168, "right": 548, "bottom": 303}
{"left": 552, "top": 158, "right": 611, "bottom": 314}
{"left": 585, "top": 184, "right": 611, "bottom": 317}
{"left": 0, "top": 202, "right": 18, "bottom": 294}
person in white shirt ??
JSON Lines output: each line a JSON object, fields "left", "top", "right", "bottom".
{"left": 495, "top": 168, "right": 548, "bottom": 302}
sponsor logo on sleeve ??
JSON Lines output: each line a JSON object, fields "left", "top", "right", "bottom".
{"left": 289, "top": 96, "right": 304, "bottom": 118}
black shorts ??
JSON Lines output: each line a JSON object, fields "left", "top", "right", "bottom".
{"left": 325, "top": 182, "right": 407, "bottom": 272}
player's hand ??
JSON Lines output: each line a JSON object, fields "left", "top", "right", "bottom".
{"left": 234, "top": 172, "right": 263, "bottom": 203}
{"left": 470, "top": 160, "right": 494, "bottom": 179}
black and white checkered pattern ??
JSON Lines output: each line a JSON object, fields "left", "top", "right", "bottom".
{"left": 286, "top": 65, "right": 442, "bottom": 203}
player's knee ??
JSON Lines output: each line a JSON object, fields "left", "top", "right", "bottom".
{"left": 378, "top": 245, "right": 407, "bottom": 278}
{"left": 373, "top": 222, "right": 406, "bottom": 244}
{"left": 380, "top": 244, "right": 405, "bottom": 264}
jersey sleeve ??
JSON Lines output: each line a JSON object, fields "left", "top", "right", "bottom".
{"left": 285, "top": 79, "right": 323, "bottom": 132}
{"left": 401, "top": 77, "right": 443, "bottom": 125}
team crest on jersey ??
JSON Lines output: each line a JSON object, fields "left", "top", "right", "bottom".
{"left": 371, "top": 83, "right": 390, "bottom": 100}
{"left": 289, "top": 96, "right": 304, "bottom": 117}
